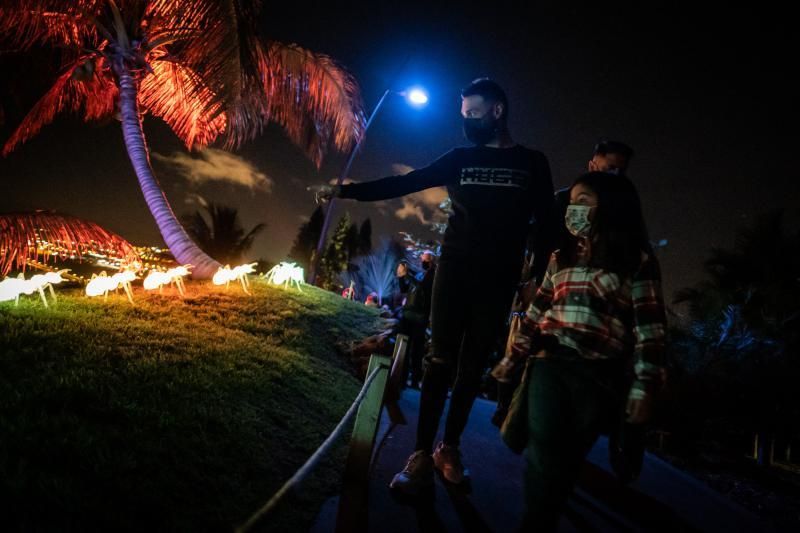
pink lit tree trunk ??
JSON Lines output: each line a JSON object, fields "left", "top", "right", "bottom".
{"left": 115, "top": 64, "right": 220, "bottom": 278}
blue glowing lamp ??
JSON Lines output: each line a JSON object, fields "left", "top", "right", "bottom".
{"left": 309, "top": 83, "right": 430, "bottom": 284}
{"left": 403, "top": 87, "right": 429, "bottom": 107}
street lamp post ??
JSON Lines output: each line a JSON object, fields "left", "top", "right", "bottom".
{"left": 308, "top": 87, "right": 428, "bottom": 286}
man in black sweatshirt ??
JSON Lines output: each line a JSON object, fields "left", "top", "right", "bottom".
{"left": 313, "top": 78, "right": 554, "bottom": 494}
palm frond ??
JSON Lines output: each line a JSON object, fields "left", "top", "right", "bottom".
{"left": 0, "top": 211, "right": 139, "bottom": 276}
{"left": 0, "top": 0, "right": 105, "bottom": 50}
{"left": 181, "top": 202, "right": 264, "bottom": 263}
{"left": 144, "top": 0, "right": 244, "bottom": 141}
{"left": 252, "top": 41, "right": 366, "bottom": 167}
{"left": 237, "top": 221, "right": 266, "bottom": 255}
{"left": 2, "top": 56, "right": 117, "bottom": 155}
{"left": 139, "top": 50, "right": 226, "bottom": 149}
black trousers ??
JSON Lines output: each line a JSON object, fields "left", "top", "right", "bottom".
{"left": 521, "top": 356, "right": 622, "bottom": 532}
{"left": 415, "top": 259, "right": 518, "bottom": 453}
{"left": 398, "top": 317, "right": 427, "bottom": 386}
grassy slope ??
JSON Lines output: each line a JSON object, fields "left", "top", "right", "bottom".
{"left": 0, "top": 279, "right": 382, "bottom": 532}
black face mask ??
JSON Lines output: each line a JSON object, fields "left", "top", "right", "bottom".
{"left": 421, "top": 261, "right": 431, "bottom": 271}
{"left": 463, "top": 114, "right": 497, "bottom": 145}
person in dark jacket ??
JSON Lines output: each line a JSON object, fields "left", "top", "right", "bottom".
{"left": 310, "top": 78, "right": 554, "bottom": 493}
{"left": 394, "top": 260, "right": 417, "bottom": 312}
{"left": 399, "top": 251, "right": 436, "bottom": 388}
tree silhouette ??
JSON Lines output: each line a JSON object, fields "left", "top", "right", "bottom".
{"left": 671, "top": 210, "right": 800, "bottom": 463}
{"left": 318, "top": 213, "right": 352, "bottom": 291}
{"left": 357, "top": 218, "right": 373, "bottom": 256}
{"left": 288, "top": 206, "right": 324, "bottom": 271}
{"left": 181, "top": 203, "right": 265, "bottom": 265}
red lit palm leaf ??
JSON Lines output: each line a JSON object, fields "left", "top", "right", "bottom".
{"left": 255, "top": 42, "right": 366, "bottom": 167}
{"left": 139, "top": 50, "right": 227, "bottom": 150}
{"left": 143, "top": 0, "right": 249, "bottom": 143}
{"left": 0, "top": 1, "right": 105, "bottom": 50}
{"left": 2, "top": 56, "right": 118, "bottom": 156}
{"left": 0, "top": 211, "right": 140, "bottom": 276}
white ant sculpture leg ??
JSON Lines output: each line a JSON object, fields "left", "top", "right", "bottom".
{"left": 123, "top": 281, "right": 135, "bottom": 305}
{"left": 239, "top": 275, "right": 251, "bottom": 295}
{"left": 37, "top": 286, "right": 49, "bottom": 308}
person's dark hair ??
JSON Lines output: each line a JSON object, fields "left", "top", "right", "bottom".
{"left": 557, "top": 172, "right": 650, "bottom": 277}
{"left": 461, "top": 78, "right": 508, "bottom": 119}
{"left": 593, "top": 140, "right": 634, "bottom": 160}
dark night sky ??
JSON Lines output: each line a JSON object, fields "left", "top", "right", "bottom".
{"left": 1, "top": 3, "right": 798, "bottom": 302}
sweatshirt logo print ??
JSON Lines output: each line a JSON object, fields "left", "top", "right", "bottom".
{"left": 459, "top": 167, "right": 530, "bottom": 188}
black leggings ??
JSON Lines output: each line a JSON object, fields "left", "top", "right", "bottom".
{"left": 415, "top": 259, "right": 517, "bottom": 453}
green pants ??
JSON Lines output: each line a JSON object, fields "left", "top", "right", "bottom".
{"left": 521, "top": 356, "right": 622, "bottom": 532}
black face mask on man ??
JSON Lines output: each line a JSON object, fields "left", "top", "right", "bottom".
{"left": 463, "top": 113, "right": 498, "bottom": 146}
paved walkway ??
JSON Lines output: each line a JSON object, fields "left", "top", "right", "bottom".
{"left": 312, "top": 389, "right": 769, "bottom": 532}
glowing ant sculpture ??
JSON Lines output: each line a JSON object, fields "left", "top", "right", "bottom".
{"left": 212, "top": 263, "right": 257, "bottom": 294}
{"left": 143, "top": 265, "right": 191, "bottom": 296}
{"left": 0, "top": 269, "right": 69, "bottom": 307}
{"left": 85, "top": 270, "right": 137, "bottom": 304}
{"left": 263, "top": 262, "right": 305, "bottom": 291}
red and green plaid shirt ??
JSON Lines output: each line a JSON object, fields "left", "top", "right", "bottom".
{"left": 512, "top": 251, "right": 667, "bottom": 397}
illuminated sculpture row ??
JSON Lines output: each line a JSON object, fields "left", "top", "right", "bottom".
{"left": 1, "top": 262, "right": 306, "bottom": 307}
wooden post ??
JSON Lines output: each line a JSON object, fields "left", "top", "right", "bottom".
{"left": 388, "top": 334, "right": 410, "bottom": 390}
{"left": 335, "top": 354, "right": 391, "bottom": 533}
{"left": 753, "top": 433, "right": 759, "bottom": 461}
{"left": 382, "top": 334, "right": 409, "bottom": 425}
{"left": 655, "top": 430, "right": 670, "bottom": 451}
{"left": 769, "top": 438, "right": 775, "bottom": 465}
{"left": 381, "top": 333, "right": 407, "bottom": 424}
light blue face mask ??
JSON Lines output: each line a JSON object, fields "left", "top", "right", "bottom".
{"left": 565, "top": 204, "right": 596, "bottom": 237}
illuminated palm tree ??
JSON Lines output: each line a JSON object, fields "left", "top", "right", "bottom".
{"left": 0, "top": 0, "right": 365, "bottom": 278}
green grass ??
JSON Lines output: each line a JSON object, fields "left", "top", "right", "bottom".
{"left": 0, "top": 279, "right": 383, "bottom": 532}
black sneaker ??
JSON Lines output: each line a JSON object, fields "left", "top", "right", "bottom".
{"left": 389, "top": 450, "right": 434, "bottom": 495}
{"left": 491, "top": 405, "right": 508, "bottom": 428}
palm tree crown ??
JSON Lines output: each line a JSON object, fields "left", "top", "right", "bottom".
{"left": 1, "top": 0, "right": 366, "bottom": 277}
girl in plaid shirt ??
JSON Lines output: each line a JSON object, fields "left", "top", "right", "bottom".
{"left": 507, "top": 171, "right": 667, "bottom": 531}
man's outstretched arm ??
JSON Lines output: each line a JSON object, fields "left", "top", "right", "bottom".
{"left": 313, "top": 149, "right": 456, "bottom": 203}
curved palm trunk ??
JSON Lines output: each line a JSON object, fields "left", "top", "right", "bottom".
{"left": 115, "top": 64, "right": 221, "bottom": 279}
